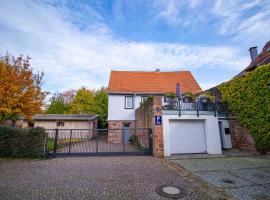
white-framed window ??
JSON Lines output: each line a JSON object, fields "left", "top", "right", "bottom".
{"left": 141, "top": 96, "right": 148, "bottom": 102}
{"left": 125, "top": 96, "right": 133, "bottom": 109}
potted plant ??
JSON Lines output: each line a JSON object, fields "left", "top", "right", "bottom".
{"left": 181, "top": 92, "right": 195, "bottom": 103}
{"left": 164, "top": 92, "right": 177, "bottom": 110}
{"left": 199, "top": 92, "right": 215, "bottom": 103}
{"left": 164, "top": 92, "right": 177, "bottom": 101}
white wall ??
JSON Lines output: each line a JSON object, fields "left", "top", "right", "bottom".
{"left": 108, "top": 95, "right": 165, "bottom": 121}
{"left": 218, "top": 119, "right": 232, "bottom": 149}
{"left": 163, "top": 114, "right": 222, "bottom": 156}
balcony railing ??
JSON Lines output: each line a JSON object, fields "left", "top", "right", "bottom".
{"left": 163, "top": 100, "right": 227, "bottom": 117}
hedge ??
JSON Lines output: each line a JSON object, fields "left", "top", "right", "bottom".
{"left": 0, "top": 126, "right": 46, "bottom": 158}
{"left": 219, "top": 64, "right": 270, "bottom": 153}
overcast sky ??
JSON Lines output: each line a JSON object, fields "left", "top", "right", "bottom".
{"left": 0, "top": 0, "right": 269, "bottom": 93}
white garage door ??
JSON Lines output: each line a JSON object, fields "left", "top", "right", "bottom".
{"left": 170, "top": 120, "right": 206, "bottom": 154}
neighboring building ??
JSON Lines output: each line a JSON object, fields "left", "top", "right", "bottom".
{"left": 232, "top": 41, "right": 270, "bottom": 153}
{"left": 108, "top": 70, "right": 229, "bottom": 156}
{"left": 236, "top": 41, "right": 270, "bottom": 77}
{"left": 32, "top": 114, "right": 98, "bottom": 130}
{"left": 206, "top": 40, "right": 270, "bottom": 102}
{"left": 206, "top": 40, "right": 270, "bottom": 153}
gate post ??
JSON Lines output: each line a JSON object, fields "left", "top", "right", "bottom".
{"left": 53, "top": 129, "right": 59, "bottom": 155}
{"left": 122, "top": 129, "right": 125, "bottom": 153}
{"left": 148, "top": 128, "right": 153, "bottom": 155}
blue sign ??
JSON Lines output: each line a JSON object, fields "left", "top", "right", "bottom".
{"left": 155, "top": 116, "right": 162, "bottom": 125}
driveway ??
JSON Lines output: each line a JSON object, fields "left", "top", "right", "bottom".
{"left": 58, "top": 139, "right": 139, "bottom": 153}
{"left": 169, "top": 152, "right": 270, "bottom": 200}
{"left": 0, "top": 156, "right": 228, "bottom": 200}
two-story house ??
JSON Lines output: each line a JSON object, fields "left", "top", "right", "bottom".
{"left": 107, "top": 70, "right": 230, "bottom": 156}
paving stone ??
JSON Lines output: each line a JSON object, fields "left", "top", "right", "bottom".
{"left": 0, "top": 156, "right": 211, "bottom": 200}
{"left": 174, "top": 157, "right": 270, "bottom": 172}
{"left": 225, "top": 185, "right": 270, "bottom": 200}
{"left": 194, "top": 171, "right": 253, "bottom": 188}
{"left": 261, "top": 167, "right": 270, "bottom": 174}
{"left": 229, "top": 169, "right": 270, "bottom": 185}
{"left": 170, "top": 155, "right": 270, "bottom": 200}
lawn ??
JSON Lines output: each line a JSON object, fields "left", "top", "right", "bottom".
{"left": 47, "top": 138, "right": 84, "bottom": 152}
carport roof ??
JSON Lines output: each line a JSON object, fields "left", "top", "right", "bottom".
{"left": 33, "top": 114, "right": 98, "bottom": 121}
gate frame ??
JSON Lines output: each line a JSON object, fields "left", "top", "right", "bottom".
{"left": 46, "top": 128, "right": 153, "bottom": 157}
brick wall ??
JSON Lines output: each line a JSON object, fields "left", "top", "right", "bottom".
{"left": 108, "top": 120, "right": 135, "bottom": 144}
{"left": 135, "top": 96, "right": 164, "bottom": 157}
{"left": 229, "top": 117, "right": 258, "bottom": 153}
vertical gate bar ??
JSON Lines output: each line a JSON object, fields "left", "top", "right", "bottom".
{"left": 148, "top": 129, "right": 153, "bottom": 154}
{"left": 214, "top": 101, "right": 217, "bottom": 117}
{"left": 96, "top": 129, "right": 99, "bottom": 153}
{"left": 196, "top": 104, "right": 199, "bottom": 117}
{"left": 53, "top": 129, "right": 59, "bottom": 155}
{"left": 43, "top": 132, "right": 48, "bottom": 158}
{"left": 68, "top": 130, "right": 72, "bottom": 154}
{"left": 122, "top": 128, "right": 125, "bottom": 153}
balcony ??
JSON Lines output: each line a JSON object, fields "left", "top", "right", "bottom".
{"left": 163, "top": 99, "right": 227, "bottom": 117}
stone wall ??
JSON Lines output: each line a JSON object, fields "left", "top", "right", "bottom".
{"left": 108, "top": 120, "right": 135, "bottom": 144}
{"left": 135, "top": 100, "right": 152, "bottom": 149}
{"left": 135, "top": 96, "right": 164, "bottom": 157}
{"left": 229, "top": 117, "right": 258, "bottom": 153}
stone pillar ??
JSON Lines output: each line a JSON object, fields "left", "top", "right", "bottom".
{"left": 152, "top": 96, "right": 164, "bottom": 157}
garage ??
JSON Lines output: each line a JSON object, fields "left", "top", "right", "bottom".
{"left": 169, "top": 120, "right": 207, "bottom": 154}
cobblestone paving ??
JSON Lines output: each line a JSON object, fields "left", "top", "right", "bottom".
{"left": 171, "top": 156, "right": 270, "bottom": 200}
{"left": 0, "top": 156, "right": 223, "bottom": 200}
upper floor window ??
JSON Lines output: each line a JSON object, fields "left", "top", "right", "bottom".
{"left": 125, "top": 96, "right": 133, "bottom": 109}
{"left": 141, "top": 96, "right": 148, "bottom": 102}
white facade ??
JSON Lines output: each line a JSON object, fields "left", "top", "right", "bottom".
{"left": 163, "top": 114, "right": 222, "bottom": 156}
{"left": 108, "top": 94, "right": 164, "bottom": 121}
{"left": 218, "top": 119, "right": 232, "bottom": 149}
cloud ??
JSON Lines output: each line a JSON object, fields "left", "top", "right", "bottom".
{"left": 153, "top": 0, "right": 269, "bottom": 48}
{"left": 212, "top": 0, "right": 270, "bottom": 47}
{"left": 0, "top": 0, "right": 250, "bottom": 92}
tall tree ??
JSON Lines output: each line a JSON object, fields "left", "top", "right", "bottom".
{"left": 0, "top": 55, "right": 46, "bottom": 123}
{"left": 93, "top": 87, "right": 108, "bottom": 128}
{"left": 45, "top": 87, "right": 108, "bottom": 128}
{"left": 46, "top": 93, "right": 67, "bottom": 114}
{"left": 67, "top": 87, "right": 95, "bottom": 114}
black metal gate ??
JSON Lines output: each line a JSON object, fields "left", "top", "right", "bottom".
{"left": 45, "top": 128, "right": 152, "bottom": 157}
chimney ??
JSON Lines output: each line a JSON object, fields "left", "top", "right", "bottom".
{"left": 249, "top": 47, "right": 258, "bottom": 62}
{"left": 156, "top": 68, "right": 160, "bottom": 72}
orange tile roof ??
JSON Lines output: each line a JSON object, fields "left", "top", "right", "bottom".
{"left": 108, "top": 70, "right": 202, "bottom": 94}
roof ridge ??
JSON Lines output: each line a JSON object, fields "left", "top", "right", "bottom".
{"left": 111, "top": 70, "right": 191, "bottom": 73}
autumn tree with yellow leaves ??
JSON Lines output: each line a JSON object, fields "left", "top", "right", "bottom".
{"left": 0, "top": 54, "right": 46, "bottom": 124}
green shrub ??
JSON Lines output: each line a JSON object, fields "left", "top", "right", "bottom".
{"left": 0, "top": 125, "right": 46, "bottom": 158}
{"left": 129, "top": 135, "right": 145, "bottom": 151}
{"left": 219, "top": 64, "right": 270, "bottom": 153}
